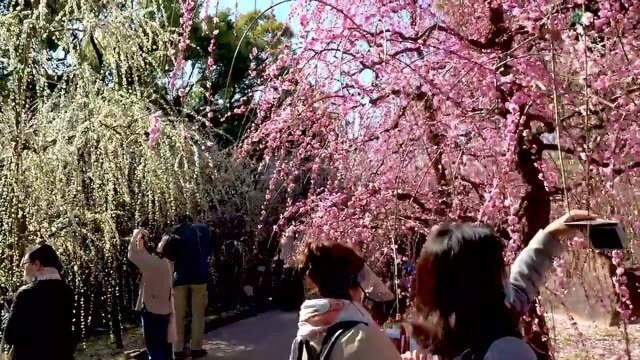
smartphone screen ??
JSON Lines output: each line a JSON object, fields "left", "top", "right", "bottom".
{"left": 588, "top": 226, "right": 625, "bottom": 249}
{"left": 565, "top": 220, "right": 627, "bottom": 250}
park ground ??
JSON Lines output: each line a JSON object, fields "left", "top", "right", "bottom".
{"left": 76, "top": 310, "right": 297, "bottom": 360}
{"left": 76, "top": 310, "right": 640, "bottom": 359}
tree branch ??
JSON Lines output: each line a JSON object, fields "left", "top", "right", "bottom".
{"left": 458, "top": 176, "right": 484, "bottom": 197}
{"left": 542, "top": 143, "right": 640, "bottom": 175}
{"left": 395, "top": 191, "right": 428, "bottom": 212}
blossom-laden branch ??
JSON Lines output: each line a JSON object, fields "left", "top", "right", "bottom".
{"left": 242, "top": 1, "right": 640, "bottom": 355}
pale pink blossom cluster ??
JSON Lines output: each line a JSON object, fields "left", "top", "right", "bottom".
{"left": 612, "top": 250, "right": 632, "bottom": 321}
{"left": 168, "top": 0, "right": 196, "bottom": 96}
{"left": 148, "top": 111, "right": 161, "bottom": 147}
{"left": 203, "top": 6, "right": 220, "bottom": 120}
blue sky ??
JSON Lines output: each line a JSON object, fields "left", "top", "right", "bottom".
{"left": 215, "top": 0, "right": 292, "bottom": 21}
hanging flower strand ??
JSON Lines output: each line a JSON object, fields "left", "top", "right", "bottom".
{"left": 204, "top": 3, "right": 220, "bottom": 120}
{"left": 201, "top": 0, "right": 211, "bottom": 26}
{"left": 168, "top": 0, "right": 196, "bottom": 100}
{"left": 148, "top": 111, "right": 161, "bottom": 148}
{"left": 612, "top": 250, "right": 632, "bottom": 322}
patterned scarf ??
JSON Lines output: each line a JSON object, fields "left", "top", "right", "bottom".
{"left": 289, "top": 298, "right": 376, "bottom": 360}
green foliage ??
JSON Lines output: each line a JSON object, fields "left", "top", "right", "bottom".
{"left": 571, "top": 9, "right": 584, "bottom": 26}
{"left": 183, "top": 9, "right": 293, "bottom": 147}
{"left": 0, "top": 0, "right": 267, "bottom": 340}
{"left": 0, "top": 1, "right": 293, "bottom": 147}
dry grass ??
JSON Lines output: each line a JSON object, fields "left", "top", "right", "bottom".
{"left": 550, "top": 313, "right": 640, "bottom": 359}
{"left": 77, "top": 314, "right": 640, "bottom": 359}
{"left": 75, "top": 326, "right": 144, "bottom": 360}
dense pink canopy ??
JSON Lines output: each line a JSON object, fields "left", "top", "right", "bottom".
{"left": 238, "top": 0, "right": 640, "bottom": 356}
{"left": 243, "top": 0, "right": 639, "bottom": 254}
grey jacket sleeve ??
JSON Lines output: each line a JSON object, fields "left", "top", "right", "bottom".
{"left": 484, "top": 337, "right": 538, "bottom": 359}
{"left": 507, "top": 230, "right": 564, "bottom": 314}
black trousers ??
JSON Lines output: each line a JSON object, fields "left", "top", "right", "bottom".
{"left": 141, "top": 308, "right": 172, "bottom": 360}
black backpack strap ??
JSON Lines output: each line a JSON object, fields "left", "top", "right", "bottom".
{"left": 317, "top": 321, "right": 366, "bottom": 360}
{"left": 461, "top": 340, "right": 495, "bottom": 360}
{"left": 297, "top": 338, "right": 317, "bottom": 360}
{"left": 462, "top": 343, "right": 496, "bottom": 360}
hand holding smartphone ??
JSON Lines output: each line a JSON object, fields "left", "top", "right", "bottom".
{"left": 564, "top": 219, "right": 627, "bottom": 250}
{"left": 544, "top": 210, "right": 627, "bottom": 250}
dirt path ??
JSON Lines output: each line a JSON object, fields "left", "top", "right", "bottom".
{"left": 202, "top": 310, "right": 298, "bottom": 359}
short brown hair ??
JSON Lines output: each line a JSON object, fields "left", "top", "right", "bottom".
{"left": 299, "top": 241, "right": 365, "bottom": 300}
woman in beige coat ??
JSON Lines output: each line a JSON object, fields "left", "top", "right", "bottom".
{"left": 289, "top": 241, "right": 401, "bottom": 360}
{"left": 128, "top": 227, "right": 177, "bottom": 360}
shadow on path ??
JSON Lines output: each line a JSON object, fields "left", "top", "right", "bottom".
{"left": 203, "top": 310, "right": 298, "bottom": 359}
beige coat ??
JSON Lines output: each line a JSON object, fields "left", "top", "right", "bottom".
{"left": 127, "top": 231, "right": 173, "bottom": 315}
{"left": 303, "top": 323, "right": 401, "bottom": 360}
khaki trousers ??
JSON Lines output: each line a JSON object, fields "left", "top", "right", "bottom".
{"left": 173, "top": 284, "right": 207, "bottom": 352}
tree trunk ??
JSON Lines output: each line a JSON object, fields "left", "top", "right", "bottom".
{"left": 110, "top": 261, "right": 124, "bottom": 350}
{"left": 517, "top": 147, "right": 553, "bottom": 358}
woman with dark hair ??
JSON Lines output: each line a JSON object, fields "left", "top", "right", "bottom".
{"left": 409, "top": 210, "right": 594, "bottom": 360}
{"left": 289, "top": 241, "right": 400, "bottom": 360}
{"left": 4, "top": 242, "right": 75, "bottom": 360}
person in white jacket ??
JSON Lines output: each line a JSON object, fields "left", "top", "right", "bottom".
{"left": 128, "top": 227, "right": 177, "bottom": 360}
{"left": 289, "top": 241, "right": 401, "bottom": 360}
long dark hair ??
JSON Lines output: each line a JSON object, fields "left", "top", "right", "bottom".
{"left": 412, "top": 224, "right": 520, "bottom": 359}
{"left": 299, "top": 241, "right": 364, "bottom": 301}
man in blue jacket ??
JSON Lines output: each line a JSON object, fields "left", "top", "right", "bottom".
{"left": 171, "top": 214, "right": 213, "bottom": 359}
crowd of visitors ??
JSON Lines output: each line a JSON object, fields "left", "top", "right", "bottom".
{"left": 289, "top": 210, "right": 596, "bottom": 360}
{"left": 0, "top": 214, "right": 216, "bottom": 360}
{"left": 0, "top": 209, "right": 620, "bottom": 360}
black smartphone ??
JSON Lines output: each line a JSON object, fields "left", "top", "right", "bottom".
{"left": 564, "top": 220, "right": 627, "bottom": 250}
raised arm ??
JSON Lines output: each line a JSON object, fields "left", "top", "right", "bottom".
{"left": 508, "top": 230, "right": 563, "bottom": 314}
{"left": 194, "top": 223, "right": 214, "bottom": 257}
{"left": 507, "top": 210, "right": 596, "bottom": 314}
{"left": 128, "top": 229, "right": 154, "bottom": 271}
{"left": 203, "top": 225, "right": 214, "bottom": 257}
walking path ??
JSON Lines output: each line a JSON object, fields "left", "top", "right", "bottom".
{"left": 202, "top": 310, "right": 298, "bottom": 359}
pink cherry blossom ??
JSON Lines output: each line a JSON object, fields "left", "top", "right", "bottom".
{"left": 582, "top": 12, "right": 595, "bottom": 26}
{"left": 148, "top": 111, "right": 161, "bottom": 147}
{"left": 238, "top": 0, "right": 640, "bottom": 356}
